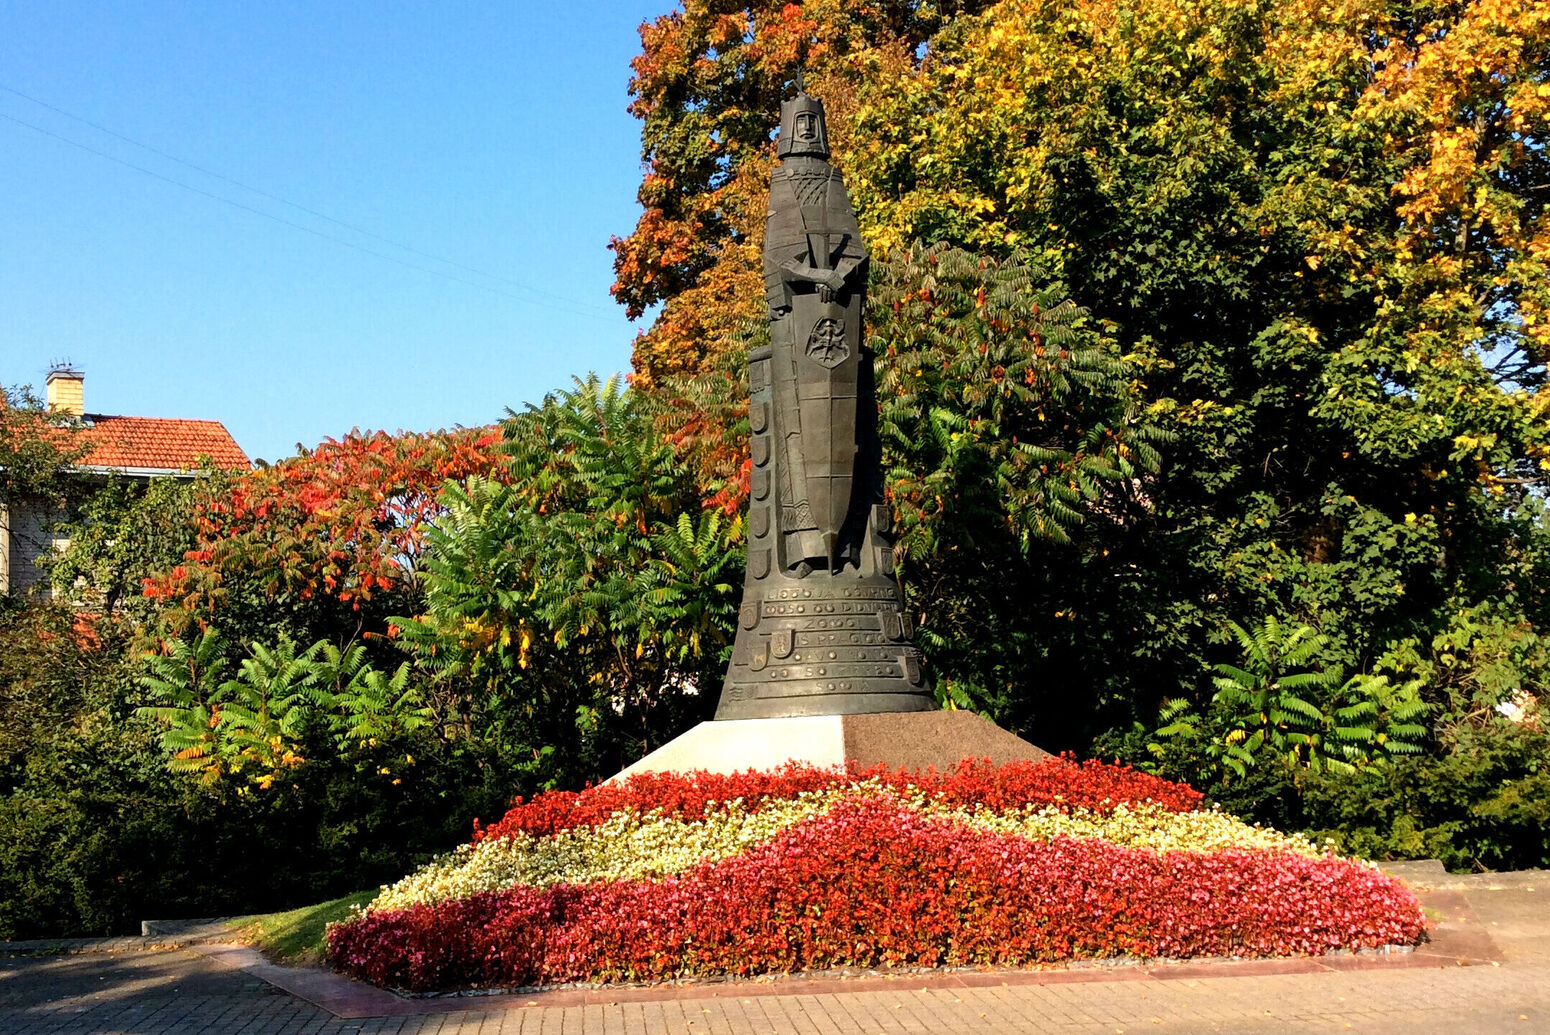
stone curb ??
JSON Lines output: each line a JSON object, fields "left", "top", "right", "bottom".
{"left": 0, "top": 915, "right": 251, "bottom": 956}
{"left": 190, "top": 930, "right": 1498, "bottom": 1021}
{"left": 140, "top": 916, "right": 246, "bottom": 938}
{"left": 1418, "top": 869, "right": 1546, "bottom": 892}
{"left": 1379, "top": 862, "right": 1547, "bottom": 892}
{"left": 185, "top": 880, "right": 1503, "bottom": 1020}
{"left": 1, "top": 864, "right": 1520, "bottom": 1018}
{"left": 0, "top": 931, "right": 245, "bottom": 956}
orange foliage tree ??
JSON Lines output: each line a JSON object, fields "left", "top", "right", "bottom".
{"left": 613, "top": 0, "right": 1550, "bottom": 735}
{"left": 612, "top": 1, "right": 992, "bottom": 387}
{"left": 145, "top": 428, "right": 507, "bottom": 619}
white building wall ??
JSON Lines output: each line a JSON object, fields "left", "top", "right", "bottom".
{"left": 1, "top": 497, "right": 63, "bottom": 596}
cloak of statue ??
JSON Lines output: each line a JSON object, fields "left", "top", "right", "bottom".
{"left": 714, "top": 84, "right": 933, "bottom": 721}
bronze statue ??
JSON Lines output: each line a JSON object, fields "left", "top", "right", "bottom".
{"left": 715, "top": 82, "right": 933, "bottom": 720}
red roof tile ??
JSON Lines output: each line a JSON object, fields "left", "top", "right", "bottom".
{"left": 78, "top": 414, "right": 250, "bottom": 472}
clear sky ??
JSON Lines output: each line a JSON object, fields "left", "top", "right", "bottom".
{"left": 1, "top": 1, "right": 669, "bottom": 463}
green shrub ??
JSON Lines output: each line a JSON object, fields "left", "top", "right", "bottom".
{"left": 1298, "top": 724, "right": 1550, "bottom": 873}
{"left": 1098, "top": 714, "right": 1550, "bottom": 872}
{"left": 0, "top": 605, "right": 525, "bottom": 938}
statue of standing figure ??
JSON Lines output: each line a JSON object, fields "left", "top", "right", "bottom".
{"left": 714, "top": 81, "right": 934, "bottom": 720}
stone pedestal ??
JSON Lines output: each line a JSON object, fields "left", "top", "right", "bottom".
{"left": 612, "top": 710, "right": 1049, "bottom": 781}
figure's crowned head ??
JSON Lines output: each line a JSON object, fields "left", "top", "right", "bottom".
{"left": 777, "top": 82, "right": 830, "bottom": 161}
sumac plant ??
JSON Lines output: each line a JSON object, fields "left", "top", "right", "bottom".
{"left": 144, "top": 427, "right": 506, "bottom": 614}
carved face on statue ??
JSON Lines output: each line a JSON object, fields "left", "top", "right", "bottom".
{"left": 794, "top": 112, "right": 819, "bottom": 146}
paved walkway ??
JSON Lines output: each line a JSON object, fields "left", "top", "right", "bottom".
{"left": 2, "top": 869, "right": 1546, "bottom": 1034}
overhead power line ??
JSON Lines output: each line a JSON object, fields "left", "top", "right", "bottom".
{"left": 0, "top": 85, "right": 620, "bottom": 320}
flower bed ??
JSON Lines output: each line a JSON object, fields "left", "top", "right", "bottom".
{"left": 326, "top": 758, "right": 1425, "bottom": 992}
{"left": 471, "top": 756, "right": 1205, "bottom": 840}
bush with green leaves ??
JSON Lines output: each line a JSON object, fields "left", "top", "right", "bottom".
{"left": 0, "top": 603, "right": 522, "bottom": 939}
{"left": 389, "top": 375, "right": 742, "bottom": 780}
{"left": 1298, "top": 721, "right": 1550, "bottom": 873}
{"left": 1148, "top": 618, "right": 1428, "bottom": 784}
{"left": 138, "top": 628, "right": 423, "bottom": 790}
{"left": 1092, "top": 613, "right": 1546, "bottom": 870}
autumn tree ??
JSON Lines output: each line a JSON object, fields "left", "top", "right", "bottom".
{"left": 613, "top": 1, "right": 995, "bottom": 386}
{"left": 617, "top": 0, "right": 1550, "bottom": 746}
{"left": 0, "top": 385, "right": 92, "bottom": 497}
{"left": 145, "top": 427, "right": 507, "bottom": 630}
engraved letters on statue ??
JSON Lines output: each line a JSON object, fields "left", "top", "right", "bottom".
{"left": 714, "top": 83, "right": 933, "bottom": 720}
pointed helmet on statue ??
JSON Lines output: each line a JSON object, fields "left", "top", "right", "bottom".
{"left": 777, "top": 80, "right": 830, "bottom": 160}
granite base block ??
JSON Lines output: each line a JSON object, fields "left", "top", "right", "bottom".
{"left": 611, "top": 709, "right": 1049, "bottom": 781}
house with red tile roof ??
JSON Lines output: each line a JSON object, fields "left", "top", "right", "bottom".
{"left": 1, "top": 365, "right": 250, "bottom": 596}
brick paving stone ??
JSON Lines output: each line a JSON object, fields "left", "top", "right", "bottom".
{"left": 815, "top": 992, "right": 853, "bottom": 1035}
{"left": 772, "top": 992, "right": 820, "bottom": 1034}
{"left": 712, "top": 999, "right": 745, "bottom": 1035}
{"left": 2, "top": 880, "right": 1548, "bottom": 1035}
{"left": 723, "top": 993, "right": 762, "bottom": 1035}
{"left": 825, "top": 987, "right": 885, "bottom": 1035}
{"left": 884, "top": 995, "right": 934, "bottom": 1034}
{"left": 724, "top": 997, "right": 763, "bottom": 1035}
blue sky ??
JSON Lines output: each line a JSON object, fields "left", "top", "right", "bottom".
{"left": 0, "top": 1, "right": 668, "bottom": 463}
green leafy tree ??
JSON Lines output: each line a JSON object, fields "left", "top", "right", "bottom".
{"left": 139, "top": 631, "right": 429, "bottom": 790}
{"left": 213, "top": 637, "right": 329, "bottom": 788}
{"left": 0, "top": 384, "right": 93, "bottom": 596}
{"left": 864, "top": 244, "right": 1166, "bottom": 721}
{"left": 392, "top": 376, "right": 742, "bottom": 780}
{"left": 632, "top": 510, "right": 742, "bottom": 663}
{"left": 618, "top": 0, "right": 1550, "bottom": 759}
{"left": 49, "top": 475, "right": 209, "bottom": 616}
{"left": 0, "top": 384, "right": 91, "bottom": 507}
{"left": 321, "top": 642, "right": 426, "bottom": 747}
{"left": 0, "top": 601, "right": 518, "bottom": 938}
{"left": 1208, "top": 618, "right": 1344, "bottom": 775}
{"left": 1300, "top": 722, "right": 1550, "bottom": 872}
{"left": 137, "top": 627, "right": 230, "bottom": 783}
{"left": 875, "top": 245, "right": 1162, "bottom": 550}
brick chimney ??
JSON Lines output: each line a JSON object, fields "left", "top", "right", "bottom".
{"left": 46, "top": 364, "right": 85, "bottom": 417}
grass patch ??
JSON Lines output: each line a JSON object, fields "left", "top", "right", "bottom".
{"left": 232, "top": 890, "right": 376, "bottom": 966}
